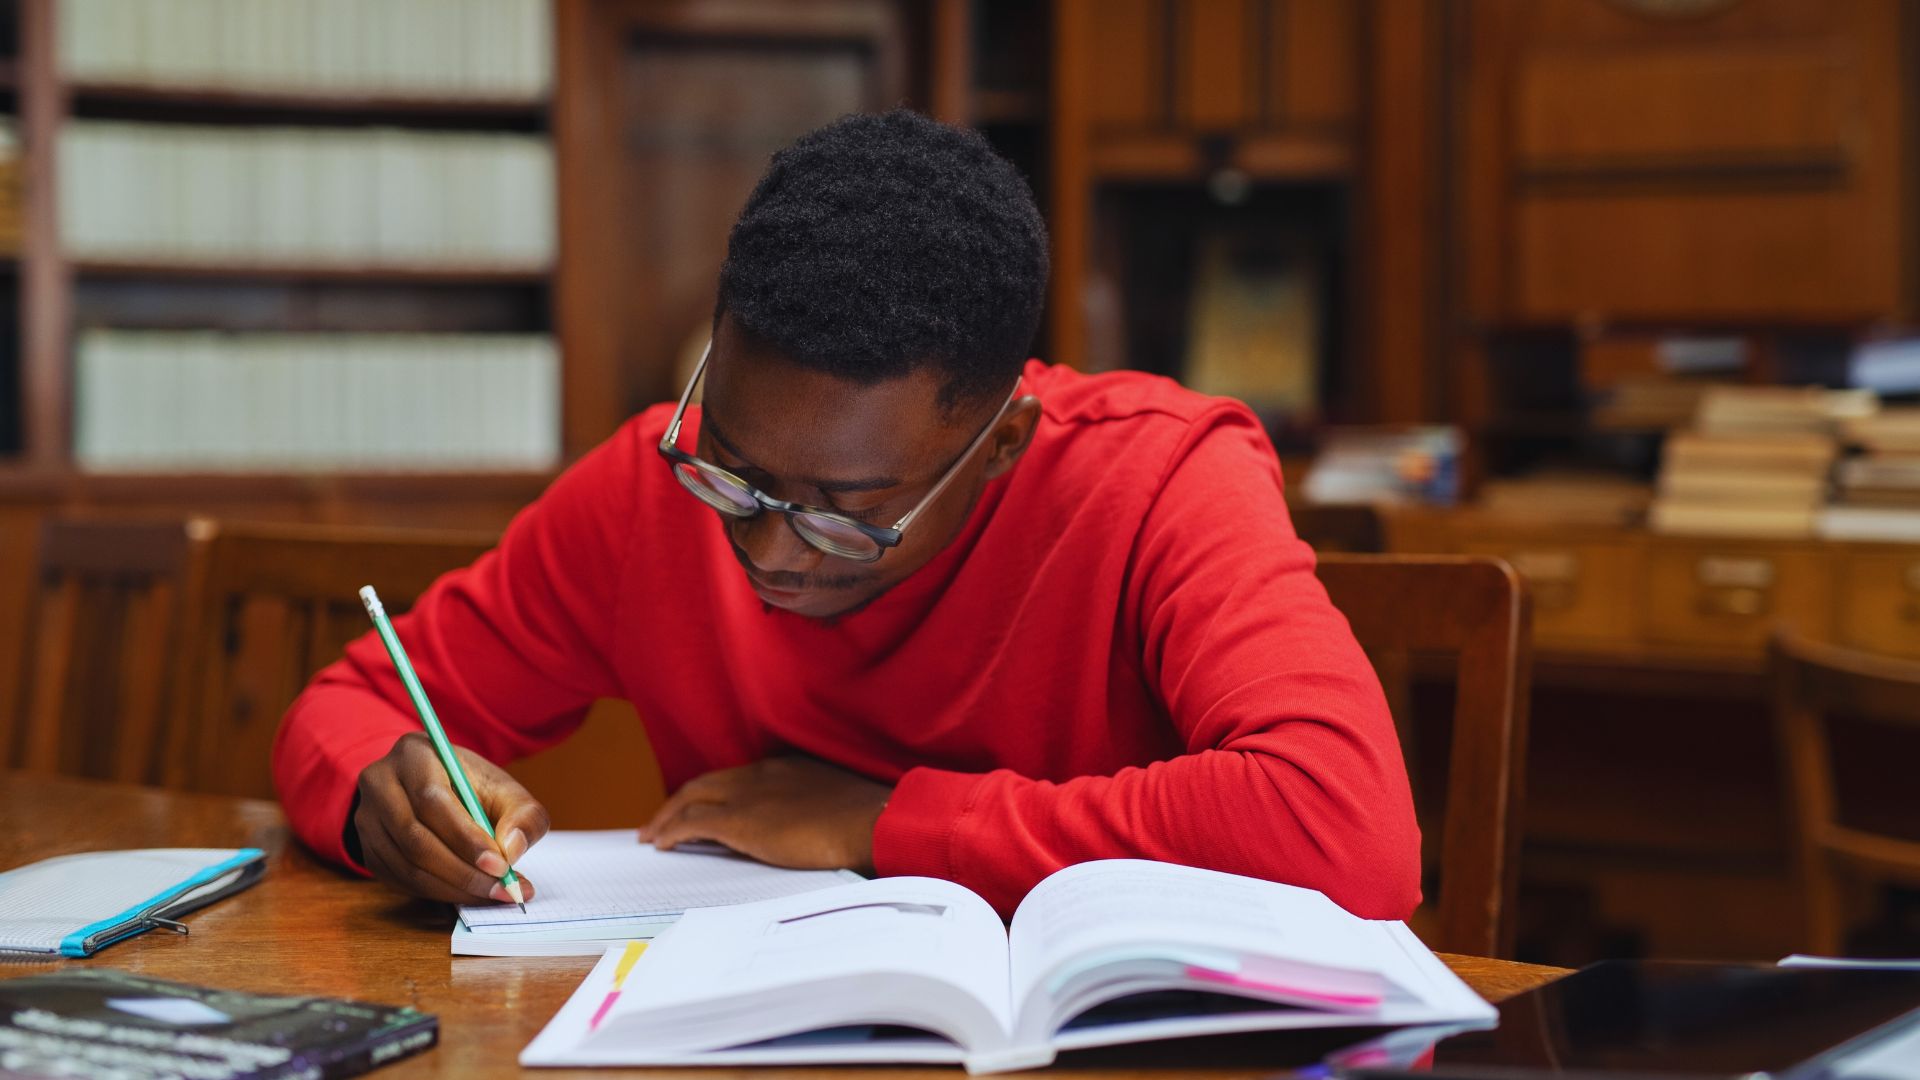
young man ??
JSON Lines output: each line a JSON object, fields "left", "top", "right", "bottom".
{"left": 273, "top": 110, "right": 1420, "bottom": 920}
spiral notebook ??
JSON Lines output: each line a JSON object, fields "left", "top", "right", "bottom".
{"left": 0, "top": 848, "right": 267, "bottom": 957}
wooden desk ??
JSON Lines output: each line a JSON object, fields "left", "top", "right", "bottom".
{"left": 0, "top": 772, "right": 1567, "bottom": 1077}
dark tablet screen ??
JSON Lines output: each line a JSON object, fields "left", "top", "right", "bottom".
{"left": 1406, "top": 960, "right": 1920, "bottom": 1079}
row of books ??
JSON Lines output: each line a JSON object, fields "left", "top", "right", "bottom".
{"left": 74, "top": 330, "right": 559, "bottom": 471}
{"left": 60, "top": 122, "right": 554, "bottom": 268}
{"left": 58, "top": 0, "right": 551, "bottom": 101}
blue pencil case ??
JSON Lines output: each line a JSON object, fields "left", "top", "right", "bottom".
{"left": 0, "top": 848, "right": 267, "bottom": 957}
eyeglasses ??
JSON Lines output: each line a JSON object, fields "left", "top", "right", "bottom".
{"left": 657, "top": 342, "right": 1019, "bottom": 563}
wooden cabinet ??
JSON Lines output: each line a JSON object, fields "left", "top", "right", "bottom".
{"left": 1458, "top": 0, "right": 1908, "bottom": 323}
{"left": 1392, "top": 510, "right": 1913, "bottom": 666}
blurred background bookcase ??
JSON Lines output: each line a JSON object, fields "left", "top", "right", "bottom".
{"left": 0, "top": 0, "right": 567, "bottom": 527}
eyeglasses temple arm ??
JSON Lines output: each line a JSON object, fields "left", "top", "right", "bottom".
{"left": 660, "top": 340, "right": 713, "bottom": 449}
{"left": 890, "top": 380, "right": 1022, "bottom": 533}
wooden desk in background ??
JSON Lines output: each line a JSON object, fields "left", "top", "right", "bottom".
{"left": 1382, "top": 506, "right": 1920, "bottom": 963}
{"left": 0, "top": 772, "right": 1566, "bottom": 1078}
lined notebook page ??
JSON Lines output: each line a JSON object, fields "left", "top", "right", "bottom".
{"left": 458, "top": 831, "right": 858, "bottom": 931}
{"left": 0, "top": 849, "right": 250, "bottom": 953}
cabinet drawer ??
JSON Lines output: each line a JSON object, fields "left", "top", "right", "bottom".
{"left": 1837, "top": 553, "right": 1920, "bottom": 659}
{"left": 1460, "top": 540, "right": 1637, "bottom": 648}
{"left": 1643, "top": 544, "right": 1831, "bottom": 651}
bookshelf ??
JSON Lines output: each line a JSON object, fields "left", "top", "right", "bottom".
{"left": 4, "top": 0, "right": 560, "bottom": 500}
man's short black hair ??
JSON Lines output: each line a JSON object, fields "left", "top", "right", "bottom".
{"left": 717, "top": 109, "right": 1049, "bottom": 413}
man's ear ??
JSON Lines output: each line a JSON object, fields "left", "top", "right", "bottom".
{"left": 982, "top": 395, "right": 1041, "bottom": 480}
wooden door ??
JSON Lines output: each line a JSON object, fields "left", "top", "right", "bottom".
{"left": 554, "top": 0, "right": 905, "bottom": 457}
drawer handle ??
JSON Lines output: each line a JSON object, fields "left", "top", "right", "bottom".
{"left": 1697, "top": 587, "right": 1768, "bottom": 618}
{"left": 1698, "top": 556, "right": 1774, "bottom": 589}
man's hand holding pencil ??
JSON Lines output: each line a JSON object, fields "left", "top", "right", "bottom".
{"left": 353, "top": 732, "right": 551, "bottom": 906}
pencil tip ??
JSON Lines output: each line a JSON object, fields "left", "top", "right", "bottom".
{"left": 518, "top": 903, "right": 527, "bottom": 913}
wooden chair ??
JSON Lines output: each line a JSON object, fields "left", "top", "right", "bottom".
{"left": 1288, "top": 503, "right": 1385, "bottom": 553}
{"left": 167, "top": 520, "right": 666, "bottom": 823}
{"left": 1316, "top": 553, "right": 1532, "bottom": 958}
{"left": 1769, "top": 631, "right": 1920, "bottom": 956}
{"left": 4, "top": 518, "right": 213, "bottom": 784}
{"left": 168, "top": 521, "right": 497, "bottom": 797}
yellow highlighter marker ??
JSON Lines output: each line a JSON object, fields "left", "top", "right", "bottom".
{"left": 359, "top": 585, "right": 526, "bottom": 911}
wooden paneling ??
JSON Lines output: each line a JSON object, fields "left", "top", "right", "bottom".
{"left": 1277, "top": 0, "right": 1360, "bottom": 129}
{"left": 1083, "top": 0, "right": 1160, "bottom": 130}
{"left": 1457, "top": 0, "right": 1907, "bottom": 324}
{"left": 554, "top": 0, "right": 904, "bottom": 442}
{"left": 1514, "top": 45, "right": 1848, "bottom": 164}
{"left": 1516, "top": 191, "right": 1892, "bottom": 320}
{"left": 1078, "top": 0, "right": 1361, "bottom": 142}
{"left": 1176, "top": 1, "right": 1251, "bottom": 131}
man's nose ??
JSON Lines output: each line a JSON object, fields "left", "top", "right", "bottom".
{"left": 732, "top": 513, "right": 823, "bottom": 577}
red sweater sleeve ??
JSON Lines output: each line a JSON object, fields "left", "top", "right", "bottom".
{"left": 872, "top": 404, "right": 1423, "bottom": 919}
{"left": 271, "top": 426, "right": 638, "bottom": 869}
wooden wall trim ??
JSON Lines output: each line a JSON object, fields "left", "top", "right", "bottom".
{"left": 1048, "top": 0, "right": 1090, "bottom": 370}
{"left": 928, "top": 0, "right": 972, "bottom": 124}
{"left": 553, "top": 0, "right": 627, "bottom": 460}
{"left": 19, "top": 0, "right": 71, "bottom": 467}
{"left": 1359, "top": 0, "right": 1444, "bottom": 422}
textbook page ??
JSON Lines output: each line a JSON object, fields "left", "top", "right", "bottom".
{"left": 1005, "top": 859, "right": 1493, "bottom": 1047}
{"left": 580, "top": 877, "right": 1014, "bottom": 1059}
{"left": 457, "top": 830, "right": 858, "bottom": 931}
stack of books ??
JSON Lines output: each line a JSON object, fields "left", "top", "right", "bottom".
{"left": 1648, "top": 387, "right": 1870, "bottom": 538}
{"left": 1821, "top": 409, "right": 1920, "bottom": 541}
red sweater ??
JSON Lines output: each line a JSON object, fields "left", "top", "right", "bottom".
{"left": 273, "top": 362, "right": 1421, "bottom": 919}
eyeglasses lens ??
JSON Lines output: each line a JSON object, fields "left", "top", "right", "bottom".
{"left": 674, "top": 462, "right": 758, "bottom": 516}
{"left": 792, "top": 513, "right": 882, "bottom": 562}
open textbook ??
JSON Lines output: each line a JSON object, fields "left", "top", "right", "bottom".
{"left": 523, "top": 859, "right": 1495, "bottom": 1073}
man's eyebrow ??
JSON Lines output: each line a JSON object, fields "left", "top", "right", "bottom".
{"left": 702, "top": 412, "right": 903, "bottom": 494}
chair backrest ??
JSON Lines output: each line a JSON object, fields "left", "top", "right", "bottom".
{"left": 169, "top": 521, "right": 496, "bottom": 797}
{"left": 1288, "top": 503, "right": 1384, "bottom": 553}
{"left": 5, "top": 518, "right": 213, "bottom": 784}
{"left": 1315, "top": 553, "right": 1532, "bottom": 958}
{"left": 1768, "top": 631, "right": 1920, "bottom": 954}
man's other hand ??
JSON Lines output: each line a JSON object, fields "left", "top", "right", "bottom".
{"left": 639, "top": 757, "right": 891, "bottom": 874}
{"left": 354, "top": 731, "right": 551, "bottom": 904}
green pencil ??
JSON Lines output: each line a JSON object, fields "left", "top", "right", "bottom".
{"left": 358, "top": 585, "right": 526, "bottom": 911}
